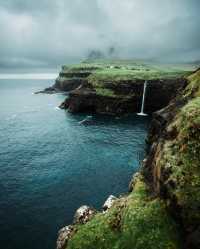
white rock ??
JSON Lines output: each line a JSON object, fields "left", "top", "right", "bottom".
{"left": 103, "top": 195, "right": 118, "bottom": 212}
{"left": 73, "top": 205, "right": 96, "bottom": 224}
{"left": 56, "top": 225, "right": 74, "bottom": 249}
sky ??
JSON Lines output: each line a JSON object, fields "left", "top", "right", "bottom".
{"left": 0, "top": 0, "right": 199, "bottom": 68}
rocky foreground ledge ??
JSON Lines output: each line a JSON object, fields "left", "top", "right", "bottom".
{"left": 55, "top": 68, "right": 200, "bottom": 249}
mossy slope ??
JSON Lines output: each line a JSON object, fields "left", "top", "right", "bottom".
{"left": 147, "top": 69, "right": 200, "bottom": 247}
{"left": 66, "top": 175, "right": 181, "bottom": 249}
{"left": 157, "top": 98, "right": 200, "bottom": 221}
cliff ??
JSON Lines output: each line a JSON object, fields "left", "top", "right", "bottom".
{"left": 56, "top": 68, "right": 200, "bottom": 249}
{"left": 59, "top": 61, "right": 191, "bottom": 115}
{"left": 35, "top": 61, "right": 191, "bottom": 113}
{"left": 35, "top": 63, "right": 102, "bottom": 93}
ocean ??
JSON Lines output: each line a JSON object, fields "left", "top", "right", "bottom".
{"left": 0, "top": 76, "right": 150, "bottom": 249}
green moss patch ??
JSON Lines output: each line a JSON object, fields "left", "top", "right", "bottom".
{"left": 66, "top": 176, "right": 181, "bottom": 249}
{"left": 185, "top": 69, "right": 200, "bottom": 97}
{"left": 158, "top": 95, "right": 200, "bottom": 227}
{"left": 95, "top": 88, "right": 117, "bottom": 97}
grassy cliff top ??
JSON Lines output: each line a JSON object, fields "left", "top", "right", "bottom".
{"left": 59, "top": 59, "right": 195, "bottom": 97}
{"left": 88, "top": 68, "right": 190, "bottom": 83}
{"left": 61, "top": 59, "right": 194, "bottom": 81}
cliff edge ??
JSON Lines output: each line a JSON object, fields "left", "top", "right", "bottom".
{"left": 56, "top": 68, "right": 200, "bottom": 249}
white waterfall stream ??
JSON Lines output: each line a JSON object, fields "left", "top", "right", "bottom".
{"left": 137, "top": 80, "right": 148, "bottom": 116}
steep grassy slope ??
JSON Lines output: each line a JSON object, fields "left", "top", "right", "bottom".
{"left": 66, "top": 175, "right": 181, "bottom": 249}
{"left": 145, "top": 69, "right": 200, "bottom": 248}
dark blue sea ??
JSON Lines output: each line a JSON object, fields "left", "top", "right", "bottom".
{"left": 0, "top": 75, "right": 150, "bottom": 249}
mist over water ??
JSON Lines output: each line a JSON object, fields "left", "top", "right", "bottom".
{"left": 0, "top": 78, "right": 150, "bottom": 249}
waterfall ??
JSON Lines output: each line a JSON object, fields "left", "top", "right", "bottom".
{"left": 137, "top": 80, "right": 148, "bottom": 116}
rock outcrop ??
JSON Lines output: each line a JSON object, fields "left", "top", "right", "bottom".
{"left": 55, "top": 68, "right": 200, "bottom": 249}
{"left": 102, "top": 195, "right": 118, "bottom": 212}
{"left": 35, "top": 64, "right": 101, "bottom": 94}
{"left": 56, "top": 206, "right": 96, "bottom": 249}
{"left": 73, "top": 206, "right": 96, "bottom": 225}
{"left": 36, "top": 61, "right": 191, "bottom": 116}
{"left": 56, "top": 226, "right": 75, "bottom": 249}
{"left": 59, "top": 61, "right": 189, "bottom": 115}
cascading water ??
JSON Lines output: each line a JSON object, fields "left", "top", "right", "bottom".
{"left": 137, "top": 80, "right": 148, "bottom": 116}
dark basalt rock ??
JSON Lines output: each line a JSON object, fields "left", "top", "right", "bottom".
{"left": 144, "top": 78, "right": 187, "bottom": 113}
{"left": 53, "top": 77, "right": 87, "bottom": 92}
{"left": 60, "top": 87, "right": 139, "bottom": 115}
{"left": 61, "top": 78, "right": 187, "bottom": 115}
{"left": 34, "top": 86, "right": 57, "bottom": 94}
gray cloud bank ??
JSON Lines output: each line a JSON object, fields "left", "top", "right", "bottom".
{"left": 0, "top": 0, "right": 199, "bottom": 68}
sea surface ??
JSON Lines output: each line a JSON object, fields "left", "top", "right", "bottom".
{"left": 0, "top": 76, "right": 150, "bottom": 249}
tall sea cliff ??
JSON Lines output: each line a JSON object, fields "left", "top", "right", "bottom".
{"left": 39, "top": 60, "right": 200, "bottom": 249}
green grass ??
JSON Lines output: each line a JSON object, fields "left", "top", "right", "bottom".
{"left": 66, "top": 175, "right": 181, "bottom": 249}
{"left": 61, "top": 63, "right": 104, "bottom": 73}
{"left": 156, "top": 68, "right": 200, "bottom": 227}
{"left": 184, "top": 69, "right": 200, "bottom": 97}
{"left": 95, "top": 88, "right": 117, "bottom": 97}
{"left": 61, "top": 60, "right": 194, "bottom": 79}
{"left": 89, "top": 68, "right": 190, "bottom": 83}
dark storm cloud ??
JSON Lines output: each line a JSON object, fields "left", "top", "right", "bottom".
{"left": 0, "top": 0, "right": 199, "bottom": 68}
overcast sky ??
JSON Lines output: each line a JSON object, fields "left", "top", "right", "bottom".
{"left": 0, "top": 0, "right": 199, "bottom": 68}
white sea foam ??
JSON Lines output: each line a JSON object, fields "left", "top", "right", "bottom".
{"left": 54, "top": 107, "right": 60, "bottom": 110}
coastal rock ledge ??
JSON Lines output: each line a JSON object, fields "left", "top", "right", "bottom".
{"left": 55, "top": 67, "right": 200, "bottom": 249}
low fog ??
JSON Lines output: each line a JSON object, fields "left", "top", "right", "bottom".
{"left": 0, "top": 0, "right": 199, "bottom": 68}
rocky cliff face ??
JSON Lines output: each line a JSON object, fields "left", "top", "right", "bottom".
{"left": 144, "top": 69, "right": 200, "bottom": 248}
{"left": 58, "top": 61, "right": 190, "bottom": 115}
{"left": 35, "top": 64, "right": 101, "bottom": 94}
{"left": 56, "top": 68, "right": 200, "bottom": 249}
{"left": 53, "top": 65, "right": 95, "bottom": 92}
{"left": 36, "top": 61, "right": 191, "bottom": 114}
{"left": 61, "top": 77, "right": 186, "bottom": 115}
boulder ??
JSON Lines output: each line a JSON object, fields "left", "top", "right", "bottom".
{"left": 102, "top": 195, "right": 118, "bottom": 212}
{"left": 73, "top": 205, "right": 96, "bottom": 225}
{"left": 56, "top": 225, "right": 74, "bottom": 249}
